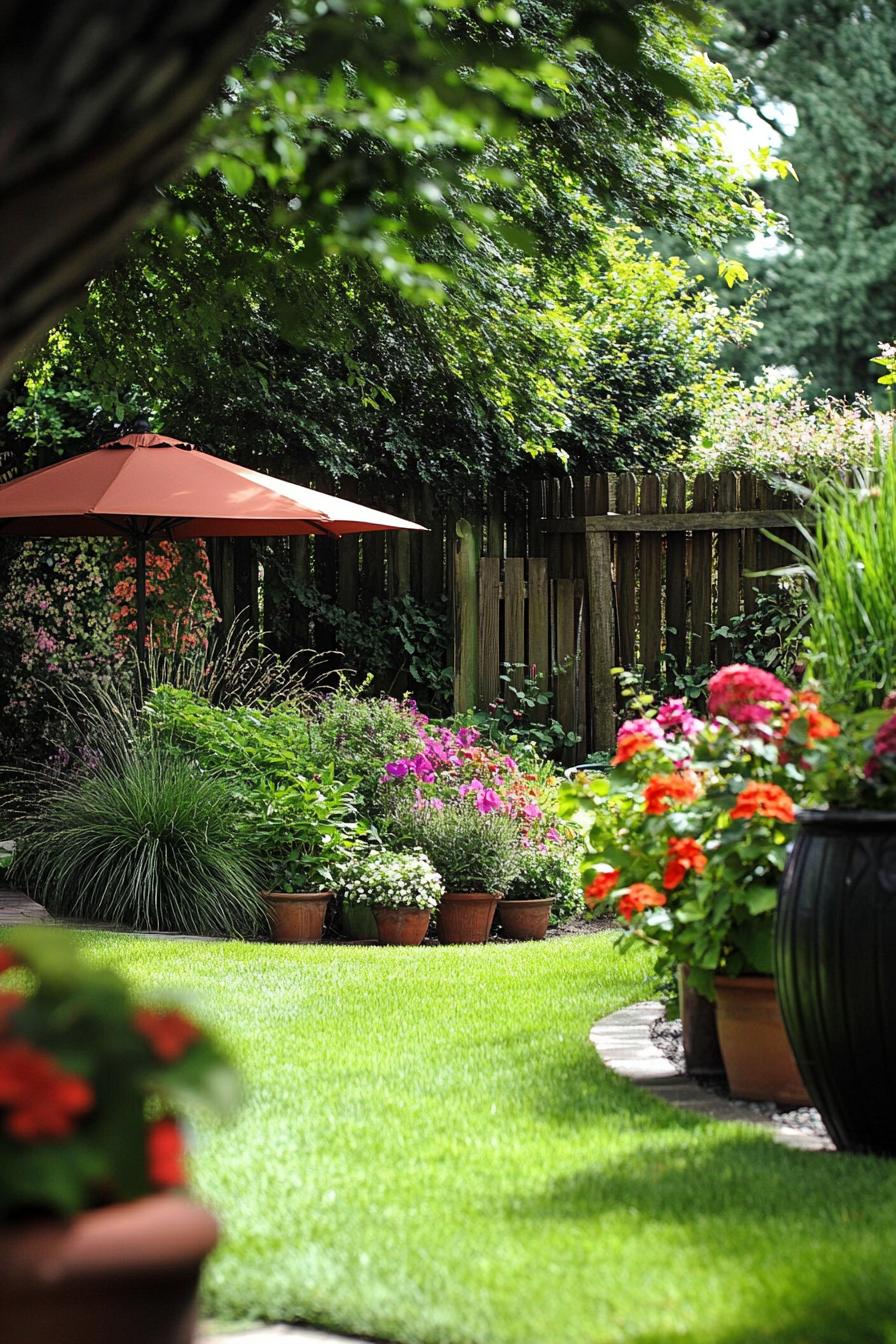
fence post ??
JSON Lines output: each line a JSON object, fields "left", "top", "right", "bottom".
{"left": 586, "top": 522, "right": 616, "bottom": 751}
{"left": 453, "top": 518, "right": 479, "bottom": 713}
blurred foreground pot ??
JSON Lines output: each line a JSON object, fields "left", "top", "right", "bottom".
{"left": 436, "top": 892, "right": 501, "bottom": 944}
{"left": 0, "top": 1193, "right": 217, "bottom": 1344}
{"left": 262, "top": 891, "right": 331, "bottom": 943}
{"left": 714, "top": 975, "right": 810, "bottom": 1106}
{"left": 777, "top": 809, "right": 896, "bottom": 1153}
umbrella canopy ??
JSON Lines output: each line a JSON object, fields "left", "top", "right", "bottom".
{"left": 0, "top": 431, "right": 424, "bottom": 659}
{"left": 0, "top": 432, "right": 422, "bottom": 539}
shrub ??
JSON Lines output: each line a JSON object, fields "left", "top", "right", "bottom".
{"left": 338, "top": 849, "right": 443, "bottom": 911}
{"left": 388, "top": 798, "right": 519, "bottom": 894}
{"left": 11, "top": 746, "right": 265, "bottom": 937}
{"left": 306, "top": 685, "right": 424, "bottom": 813}
{"left": 505, "top": 844, "right": 580, "bottom": 910}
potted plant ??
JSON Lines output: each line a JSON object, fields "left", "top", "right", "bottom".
{"left": 339, "top": 849, "right": 444, "bottom": 946}
{"left": 777, "top": 700, "right": 896, "bottom": 1152}
{"left": 561, "top": 669, "right": 820, "bottom": 1104}
{"left": 252, "top": 773, "right": 361, "bottom": 943}
{"left": 0, "top": 928, "right": 237, "bottom": 1344}
{"left": 388, "top": 799, "right": 519, "bottom": 943}
{"left": 500, "top": 843, "right": 579, "bottom": 940}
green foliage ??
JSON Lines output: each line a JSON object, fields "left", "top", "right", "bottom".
{"left": 0, "top": 929, "right": 236, "bottom": 1220}
{"left": 464, "top": 662, "right": 581, "bottom": 758}
{"left": 716, "top": 0, "right": 896, "bottom": 395}
{"left": 145, "top": 686, "right": 365, "bottom": 892}
{"left": 387, "top": 798, "right": 520, "bottom": 893}
{"left": 11, "top": 749, "right": 265, "bottom": 937}
{"left": 505, "top": 843, "right": 581, "bottom": 914}
{"left": 794, "top": 437, "right": 896, "bottom": 709}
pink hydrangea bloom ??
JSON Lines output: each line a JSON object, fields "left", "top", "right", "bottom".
{"left": 707, "top": 664, "right": 792, "bottom": 726}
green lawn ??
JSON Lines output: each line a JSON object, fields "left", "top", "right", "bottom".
{"left": 81, "top": 933, "right": 896, "bottom": 1344}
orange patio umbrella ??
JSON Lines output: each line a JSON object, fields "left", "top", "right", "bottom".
{"left": 0, "top": 428, "right": 423, "bottom": 657}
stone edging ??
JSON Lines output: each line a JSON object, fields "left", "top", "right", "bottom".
{"left": 590, "top": 1001, "right": 834, "bottom": 1153}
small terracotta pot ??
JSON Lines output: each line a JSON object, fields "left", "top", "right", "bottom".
{"left": 678, "top": 964, "right": 725, "bottom": 1080}
{"left": 339, "top": 900, "right": 378, "bottom": 942}
{"left": 372, "top": 905, "right": 432, "bottom": 946}
{"left": 0, "top": 1193, "right": 217, "bottom": 1344}
{"left": 498, "top": 897, "right": 553, "bottom": 941}
{"left": 714, "top": 974, "right": 811, "bottom": 1106}
{"left": 262, "top": 890, "right": 331, "bottom": 943}
{"left": 436, "top": 892, "right": 501, "bottom": 944}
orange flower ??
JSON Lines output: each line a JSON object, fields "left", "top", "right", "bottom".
{"left": 146, "top": 1117, "right": 186, "bottom": 1187}
{"left": 618, "top": 883, "right": 666, "bottom": 922}
{"left": 662, "top": 837, "right": 707, "bottom": 891}
{"left": 584, "top": 868, "right": 621, "bottom": 909}
{"left": 643, "top": 772, "right": 699, "bottom": 816}
{"left": 612, "top": 732, "right": 658, "bottom": 766}
{"left": 780, "top": 703, "right": 841, "bottom": 742}
{"left": 731, "top": 782, "right": 795, "bottom": 824}
{"left": 134, "top": 1009, "right": 202, "bottom": 1063}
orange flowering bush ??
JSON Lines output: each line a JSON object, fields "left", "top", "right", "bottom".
{"left": 558, "top": 666, "right": 838, "bottom": 997}
{"left": 0, "top": 930, "right": 237, "bottom": 1221}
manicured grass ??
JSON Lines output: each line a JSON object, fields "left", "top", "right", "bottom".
{"left": 80, "top": 933, "right": 896, "bottom": 1344}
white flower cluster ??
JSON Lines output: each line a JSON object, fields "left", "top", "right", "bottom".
{"left": 340, "top": 848, "right": 444, "bottom": 911}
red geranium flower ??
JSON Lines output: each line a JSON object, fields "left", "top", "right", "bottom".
{"left": 584, "top": 868, "right": 621, "bottom": 909}
{"left": 0, "top": 1041, "right": 94, "bottom": 1140}
{"left": 0, "top": 991, "right": 25, "bottom": 1033}
{"left": 611, "top": 732, "right": 659, "bottom": 767}
{"left": 0, "top": 947, "right": 18, "bottom": 975}
{"left": 662, "top": 837, "right": 707, "bottom": 891}
{"left": 730, "top": 782, "right": 795, "bottom": 824}
{"left": 147, "top": 1117, "right": 186, "bottom": 1187}
{"left": 618, "top": 883, "right": 666, "bottom": 923}
{"left": 134, "top": 1009, "right": 202, "bottom": 1063}
{"left": 643, "top": 772, "right": 700, "bottom": 816}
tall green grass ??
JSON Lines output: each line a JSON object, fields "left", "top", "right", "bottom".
{"left": 11, "top": 747, "right": 264, "bottom": 936}
{"left": 791, "top": 434, "right": 896, "bottom": 708}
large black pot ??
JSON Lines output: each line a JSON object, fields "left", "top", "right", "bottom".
{"left": 776, "top": 808, "right": 896, "bottom": 1154}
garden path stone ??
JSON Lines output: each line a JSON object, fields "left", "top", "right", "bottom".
{"left": 203, "top": 1327, "right": 379, "bottom": 1343}
{"left": 590, "top": 1001, "right": 835, "bottom": 1152}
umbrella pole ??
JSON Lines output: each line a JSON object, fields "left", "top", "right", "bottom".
{"left": 135, "top": 532, "right": 148, "bottom": 678}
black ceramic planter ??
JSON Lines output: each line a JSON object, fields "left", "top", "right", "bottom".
{"left": 776, "top": 808, "right": 896, "bottom": 1154}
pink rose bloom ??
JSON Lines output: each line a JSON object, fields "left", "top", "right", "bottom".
{"left": 616, "top": 717, "right": 664, "bottom": 745}
{"left": 707, "top": 664, "right": 792, "bottom": 726}
{"left": 656, "top": 698, "right": 704, "bottom": 739}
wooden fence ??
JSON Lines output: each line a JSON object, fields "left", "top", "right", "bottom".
{"left": 206, "top": 469, "right": 803, "bottom": 754}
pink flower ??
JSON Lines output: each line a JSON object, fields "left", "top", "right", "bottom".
{"left": 386, "top": 760, "right": 410, "bottom": 779}
{"left": 866, "top": 713, "right": 896, "bottom": 778}
{"left": 522, "top": 802, "right": 543, "bottom": 821}
{"left": 546, "top": 827, "right": 562, "bottom": 842}
{"left": 707, "top": 665, "right": 792, "bottom": 726}
{"left": 616, "top": 717, "right": 664, "bottom": 745}
{"left": 456, "top": 727, "right": 479, "bottom": 748}
{"left": 474, "top": 788, "right": 503, "bottom": 815}
{"left": 656, "top": 698, "right": 704, "bottom": 738}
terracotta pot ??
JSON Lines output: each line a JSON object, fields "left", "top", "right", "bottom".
{"left": 677, "top": 964, "right": 725, "bottom": 1080}
{"left": 714, "top": 974, "right": 810, "bottom": 1106}
{"left": 339, "top": 900, "right": 378, "bottom": 942}
{"left": 372, "top": 905, "right": 432, "bottom": 946}
{"left": 262, "top": 890, "right": 331, "bottom": 943}
{"left": 0, "top": 1193, "right": 217, "bottom": 1344}
{"left": 436, "top": 892, "right": 501, "bottom": 944}
{"left": 498, "top": 897, "right": 553, "bottom": 941}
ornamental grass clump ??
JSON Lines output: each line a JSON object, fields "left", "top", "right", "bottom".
{"left": 339, "top": 849, "right": 443, "bottom": 911}
{"left": 11, "top": 746, "right": 265, "bottom": 937}
{"left": 794, "top": 436, "right": 896, "bottom": 709}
